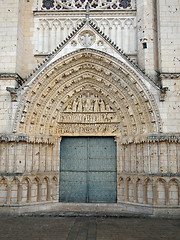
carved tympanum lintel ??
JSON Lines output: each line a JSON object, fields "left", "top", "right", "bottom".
{"left": 55, "top": 123, "right": 120, "bottom": 135}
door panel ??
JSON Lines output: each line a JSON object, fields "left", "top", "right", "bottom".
{"left": 89, "top": 159, "right": 116, "bottom": 171}
{"left": 59, "top": 137, "right": 117, "bottom": 203}
{"left": 88, "top": 171, "right": 117, "bottom": 203}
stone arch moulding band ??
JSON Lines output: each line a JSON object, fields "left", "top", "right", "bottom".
{"left": 13, "top": 49, "right": 162, "bottom": 138}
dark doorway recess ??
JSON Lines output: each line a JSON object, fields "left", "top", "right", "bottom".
{"left": 59, "top": 137, "right": 117, "bottom": 203}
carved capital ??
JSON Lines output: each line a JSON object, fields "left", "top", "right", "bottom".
{"left": 159, "top": 87, "right": 169, "bottom": 102}
{"left": 6, "top": 87, "right": 18, "bottom": 102}
{"left": 148, "top": 134, "right": 180, "bottom": 143}
{"left": 0, "top": 73, "right": 25, "bottom": 85}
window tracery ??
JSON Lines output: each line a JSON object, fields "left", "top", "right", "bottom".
{"left": 41, "top": 0, "right": 132, "bottom": 10}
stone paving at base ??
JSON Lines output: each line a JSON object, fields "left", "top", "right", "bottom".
{"left": 0, "top": 216, "right": 180, "bottom": 240}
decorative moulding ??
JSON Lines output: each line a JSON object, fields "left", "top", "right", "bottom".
{"left": 117, "top": 133, "right": 180, "bottom": 145}
{"left": 0, "top": 134, "right": 61, "bottom": 144}
{"left": 0, "top": 73, "right": 25, "bottom": 86}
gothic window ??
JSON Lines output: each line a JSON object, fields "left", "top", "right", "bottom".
{"left": 41, "top": 0, "right": 132, "bottom": 10}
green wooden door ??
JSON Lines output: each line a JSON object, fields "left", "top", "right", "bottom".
{"left": 59, "top": 137, "right": 117, "bottom": 203}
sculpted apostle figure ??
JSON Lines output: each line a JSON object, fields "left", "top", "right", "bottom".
{"left": 94, "top": 95, "right": 99, "bottom": 112}
{"left": 66, "top": 101, "right": 72, "bottom": 112}
{"left": 77, "top": 95, "right": 83, "bottom": 112}
{"left": 99, "top": 99, "right": 106, "bottom": 112}
{"left": 85, "top": 93, "right": 92, "bottom": 112}
{"left": 72, "top": 98, "right": 78, "bottom": 112}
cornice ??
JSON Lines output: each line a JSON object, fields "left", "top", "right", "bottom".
{"left": 33, "top": 10, "right": 136, "bottom": 18}
{"left": 148, "top": 133, "right": 180, "bottom": 143}
{"left": 1, "top": 133, "right": 179, "bottom": 145}
{"left": 117, "top": 133, "right": 180, "bottom": 144}
{"left": 0, "top": 134, "right": 60, "bottom": 144}
{"left": 0, "top": 73, "right": 25, "bottom": 86}
{"left": 160, "top": 73, "right": 180, "bottom": 80}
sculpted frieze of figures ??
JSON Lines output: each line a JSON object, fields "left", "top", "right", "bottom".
{"left": 57, "top": 113, "right": 119, "bottom": 124}
{"left": 55, "top": 123, "right": 120, "bottom": 135}
{"left": 63, "top": 92, "right": 114, "bottom": 113}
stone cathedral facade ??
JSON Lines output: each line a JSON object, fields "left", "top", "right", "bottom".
{"left": 0, "top": 0, "right": 180, "bottom": 216}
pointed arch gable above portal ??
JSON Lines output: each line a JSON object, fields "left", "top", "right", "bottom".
{"left": 12, "top": 20, "right": 162, "bottom": 140}
{"left": 14, "top": 47, "right": 162, "bottom": 139}
{"left": 26, "top": 20, "right": 160, "bottom": 91}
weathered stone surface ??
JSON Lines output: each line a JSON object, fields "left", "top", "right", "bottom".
{"left": 0, "top": 0, "right": 180, "bottom": 216}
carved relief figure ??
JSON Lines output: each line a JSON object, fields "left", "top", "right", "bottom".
{"left": 99, "top": 99, "right": 106, "bottom": 112}
{"left": 94, "top": 95, "right": 99, "bottom": 112}
{"left": 72, "top": 99, "right": 78, "bottom": 112}
{"left": 64, "top": 92, "right": 114, "bottom": 113}
{"left": 78, "top": 30, "right": 96, "bottom": 47}
{"left": 77, "top": 95, "right": 83, "bottom": 112}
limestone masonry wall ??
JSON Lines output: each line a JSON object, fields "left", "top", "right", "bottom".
{"left": 158, "top": 0, "right": 180, "bottom": 73}
{"left": 0, "top": 0, "right": 179, "bottom": 215}
{"left": 0, "top": 139, "right": 179, "bottom": 206}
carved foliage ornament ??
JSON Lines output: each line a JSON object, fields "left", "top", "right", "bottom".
{"left": 41, "top": 0, "right": 132, "bottom": 10}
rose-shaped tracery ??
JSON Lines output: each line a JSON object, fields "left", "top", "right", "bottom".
{"left": 42, "top": 0, "right": 132, "bottom": 10}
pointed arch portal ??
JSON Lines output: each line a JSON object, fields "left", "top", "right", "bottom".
{"left": 13, "top": 49, "right": 162, "bottom": 203}
{"left": 15, "top": 49, "right": 161, "bottom": 138}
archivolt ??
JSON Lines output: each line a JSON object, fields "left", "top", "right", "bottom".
{"left": 14, "top": 49, "right": 161, "bottom": 137}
